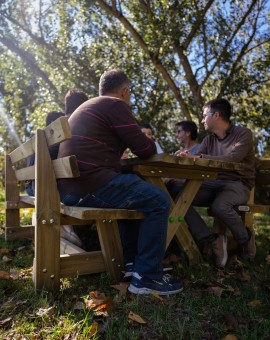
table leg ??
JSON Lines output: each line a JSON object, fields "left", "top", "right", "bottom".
{"left": 143, "top": 176, "right": 202, "bottom": 263}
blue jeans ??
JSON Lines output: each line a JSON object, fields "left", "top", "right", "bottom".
{"left": 60, "top": 173, "right": 171, "bottom": 280}
{"left": 168, "top": 179, "right": 251, "bottom": 245}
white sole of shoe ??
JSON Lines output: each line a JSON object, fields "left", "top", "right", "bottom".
{"left": 128, "top": 284, "right": 183, "bottom": 295}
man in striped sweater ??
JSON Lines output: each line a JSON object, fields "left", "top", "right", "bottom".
{"left": 58, "top": 69, "right": 183, "bottom": 295}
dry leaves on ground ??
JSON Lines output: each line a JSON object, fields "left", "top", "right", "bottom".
{"left": 247, "top": 299, "right": 261, "bottom": 307}
{"left": 0, "top": 270, "right": 10, "bottom": 280}
{"left": 128, "top": 311, "right": 147, "bottom": 324}
{"left": 111, "top": 282, "right": 129, "bottom": 302}
{"left": 84, "top": 290, "right": 113, "bottom": 317}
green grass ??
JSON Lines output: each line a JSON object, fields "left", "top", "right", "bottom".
{"left": 0, "top": 215, "right": 270, "bottom": 339}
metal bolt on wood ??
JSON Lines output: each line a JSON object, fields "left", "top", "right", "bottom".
{"left": 43, "top": 269, "right": 47, "bottom": 273}
{"left": 42, "top": 220, "right": 46, "bottom": 224}
{"left": 49, "top": 219, "right": 54, "bottom": 224}
{"left": 50, "top": 275, "right": 55, "bottom": 279}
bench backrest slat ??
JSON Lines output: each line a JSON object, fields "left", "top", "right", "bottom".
{"left": 15, "top": 155, "right": 79, "bottom": 181}
{"left": 9, "top": 117, "right": 71, "bottom": 164}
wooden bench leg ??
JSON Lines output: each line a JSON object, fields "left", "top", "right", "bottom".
{"left": 34, "top": 219, "right": 61, "bottom": 292}
{"left": 96, "top": 219, "right": 123, "bottom": 281}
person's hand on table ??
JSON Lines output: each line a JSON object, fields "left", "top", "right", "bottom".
{"left": 175, "top": 150, "right": 201, "bottom": 158}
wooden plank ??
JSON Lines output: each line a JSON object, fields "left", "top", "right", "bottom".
{"left": 62, "top": 206, "right": 146, "bottom": 220}
{"left": 5, "top": 226, "right": 34, "bottom": 239}
{"left": 15, "top": 155, "right": 80, "bottom": 181}
{"left": 9, "top": 116, "right": 71, "bottom": 164}
{"left": 34, "top": 129, "right": 61, "bottom": 291}
{"left": 9, "top": 138, "right": 35, "bottom": 165}
{"left": 237, "top": 204, "right": 270, "bottom": 214}
{"left": 140, "top": 176, "right": 202, "bottom": 263}
{"left": 60, "top": 215, "right": 95, "bottom": 225}
{"left": 131, "top": 165, "right": 217, "bottom": 180}
{"left": 121, "top": 153, "right": 242, "bottom": 171}
{"left": 96, "top": 220, "right": 123, "bottom": 280}
{"left": 44, "top": 116, "right": 71, "bottom": 147}
{"left": 167, "top": 180, "right": 202, "bottom": 247}
{"left": 60, "top": 251, "right": 105, "bottom": 277}
{"left": 5, "top": 154, "right": 20, "bottom": 240}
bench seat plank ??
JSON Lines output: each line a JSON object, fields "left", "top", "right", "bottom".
{"left": 62, "top": 205, "right": 146, "bottom": 220}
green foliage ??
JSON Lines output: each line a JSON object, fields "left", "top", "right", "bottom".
{"left": 0, "top": 0, "right": 269, "bottom": 153}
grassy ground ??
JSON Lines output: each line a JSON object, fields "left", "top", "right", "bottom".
{"left": 0, "top": 213, "right": 269, "bottom": 340}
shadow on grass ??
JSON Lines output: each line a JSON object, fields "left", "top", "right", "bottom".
{"left": 0, "top": 214, "right": 269, "bottom": 339}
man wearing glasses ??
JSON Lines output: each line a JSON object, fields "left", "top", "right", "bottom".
{"left": 177, "top": 98, "right": 256, "bottom": 267}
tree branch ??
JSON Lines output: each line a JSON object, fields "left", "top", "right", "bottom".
{"left": 0, "top": 35, "right": 60, "bottom": 103}
{"left": 200, "top": 0, "right": 259, "bottom": 90}
{"left": 95, "top": 0, "right": 192, "bottom": 119}
{"left": 183, "top": 0, "right": 214, "bottom": 50}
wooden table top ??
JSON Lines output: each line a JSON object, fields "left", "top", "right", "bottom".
{"left": 121, "top": 153, "right": 243, "bottom": 172}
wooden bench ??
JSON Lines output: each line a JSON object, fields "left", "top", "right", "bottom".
{"left": 235, "top": 158, "right": 270, "bottom": 217}
{"left": 4, "top": 116, "right": 145, "bottom": 292}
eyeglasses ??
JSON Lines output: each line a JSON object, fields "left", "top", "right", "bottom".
{"left": 202, "top": 112, "right": 215, "bottom": 119}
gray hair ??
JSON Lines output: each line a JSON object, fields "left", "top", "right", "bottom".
{"left": 99, "top": 69, "right": 130, "bottom": 96}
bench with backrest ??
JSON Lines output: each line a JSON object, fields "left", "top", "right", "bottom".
{"left": 4, "top": 116, "right": 145, "bottom": 292}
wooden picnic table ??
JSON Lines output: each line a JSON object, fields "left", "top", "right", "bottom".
{"left": 121, "top": 153, "right": 242, "bottom": 264}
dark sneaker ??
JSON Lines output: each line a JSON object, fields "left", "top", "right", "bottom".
{"left": 128, "top": 272, "right": 184, "bottom": 295}
{"left": 211, "top": 234, "right": 228, "bottom": 267}
{"left": 240, "top": 226, "right": 256, "bottom": 260}
{"left": 123, "top": 262, "right": 173, "bottom": 280}
{"left": 123, "top": 262, "right": 134, "bottom": 280}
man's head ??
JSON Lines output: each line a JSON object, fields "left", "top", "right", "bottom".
{"left": 202, "top": 98, "right": 231, "bottom": 131}
{"left": 176, "top": 120, "right": 198, "bottom": 145}
{"left": 65, "top": 89, "right": 88, "bottom": 117}
{"left": 141, "top": 123, "right": 155, "bottom": 140}
{"left": 99, "top": 69, "right": 131, "bottom": 104}
{"left": 46, "top": 111, "right": 64, "bottom": 126}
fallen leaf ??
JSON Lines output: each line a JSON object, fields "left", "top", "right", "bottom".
{"left": 36, "top": 306, "right": 56, "bottom": 317}
{"left": 85, "top": 291, "right": 113, "bottom": 317}
{"left": 89, "top": 290, "right": 107, "bottom": 305}
{"left": 2, "top": 256, "right": 12, "bottom": 263}
{"left": 128, "top": 311, "right": 147, "bottom": 324}
{"left": 9, "top": 269, "right": 19, "bottom": 280}
{"left": 228, "top": 256, "right": 243, "bottom": 267}
{"left": 0, "top": 271, "right": 10, "bottom": 280}
{"left": 111, "top": 282, "right": 129, "bottom": 296}
{"left": 151, "top": 291, "right": 163, "bottom": 301}
{"left": 237, "top": 268, "right": 250, "bottom": 282}
{"left": 247, "top": 300, "right": 261, "bottom": 307}
{"left": 16, "top": 300, "right": 28, "bottom": 306}
{"left": 222, "top": 334, "right": 238, "bottom": 340}
{"left": 0, "top": 248, "right": 9, "bottom": 255}
{"left": 0, "top": 317, "right": 12, "bottom": 328}
{"left": 207, "top": 286, "right": 224, "bottom": 297}
{"left": 88, "top": 322, "right": 98, "bottom": 338}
